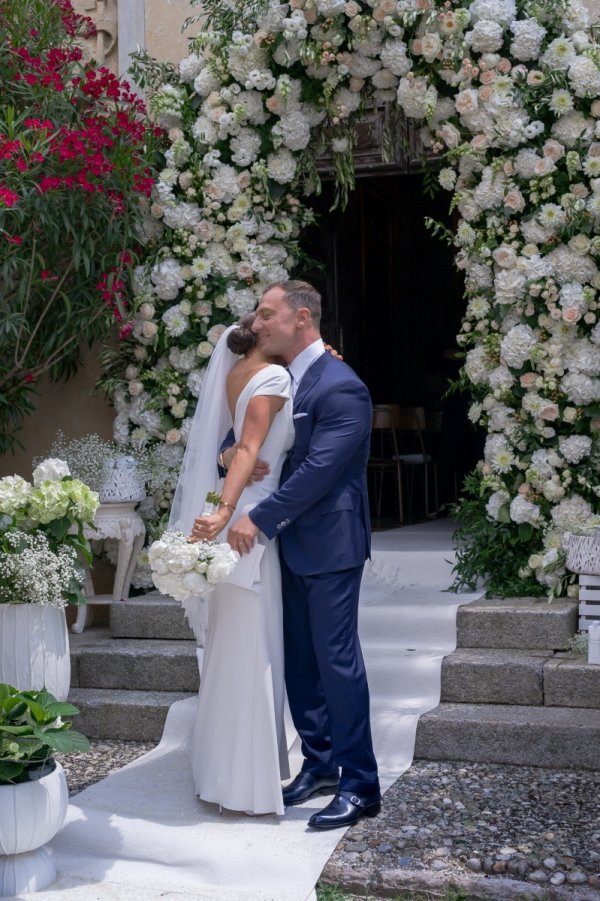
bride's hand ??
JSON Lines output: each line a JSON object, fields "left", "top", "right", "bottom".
{"left": 190, "top": 510, "right": 230, "bottom": 543}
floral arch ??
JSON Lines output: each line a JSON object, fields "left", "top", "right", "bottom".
{"left": 100, "top": 0, "right": 600, "bottom": 597}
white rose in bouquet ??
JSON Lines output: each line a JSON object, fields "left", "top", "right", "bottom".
{"left": 149, "top": 530, "right": 239, "bottom": 600}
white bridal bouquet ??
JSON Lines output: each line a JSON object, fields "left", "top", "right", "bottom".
{"left": 148, "top": 530, "right": 239, "bottom": 601}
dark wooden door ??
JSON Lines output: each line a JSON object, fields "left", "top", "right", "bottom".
{"left": 299, "top": 173, "right": 465, "bottom": 411}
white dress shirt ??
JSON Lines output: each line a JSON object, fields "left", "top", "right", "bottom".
{"left": 287, "top": 339, "right": 325, "bottom": 399}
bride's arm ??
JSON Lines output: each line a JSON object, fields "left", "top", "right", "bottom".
{"left": 191, "top": 394, "right": 284, "bottom": 542}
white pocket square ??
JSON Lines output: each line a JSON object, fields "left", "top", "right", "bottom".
{"left": 293, "top": 412, "right": 308, "bottom": 419}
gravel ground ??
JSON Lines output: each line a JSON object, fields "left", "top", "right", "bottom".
{"left": 59, "top": 745, "right": 600, "bottom": 900}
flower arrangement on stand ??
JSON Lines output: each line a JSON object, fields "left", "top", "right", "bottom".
{"left": 0, "top": 458, "right": 99, "bottom": 699}
{"left": 98, "top": 0, "right": 599, "bottom": 599}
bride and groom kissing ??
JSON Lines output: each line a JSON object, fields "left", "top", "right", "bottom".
{"left": 170, "top": 279, "right": 380, "bottom": 829}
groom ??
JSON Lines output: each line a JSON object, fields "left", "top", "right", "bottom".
{"left": 226, "top": 280, "right": 380, "bottom": 829}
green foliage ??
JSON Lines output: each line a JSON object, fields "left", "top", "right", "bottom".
{"left": 0, "top": 0, "right": 159, "bottom": 454}
{"left": 0, "top": 683, "right": 89, "bottom": 784}
{"left": 450, "top": 471, "right": 546, "bottom": 598}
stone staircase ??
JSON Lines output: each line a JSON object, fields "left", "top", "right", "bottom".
{"left": 69, "top": 594, "right": 198, "bottom": 741}
{"left": 414, "top": 597, "right": 600, "bottom": 769}
{"left": 69, "top": 594, "right": 600, "bottom": 769}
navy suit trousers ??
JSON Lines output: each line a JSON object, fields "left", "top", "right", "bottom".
{"left": 280, "top": 555, "right": 379, "bottom": 796}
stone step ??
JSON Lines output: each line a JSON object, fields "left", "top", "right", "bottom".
{"left": 441, "top": 648, "right": 552, "bottom": 706}
{"left": 414, "top": 703, "right": 600, "bottom": 770}
{"left": 544, "top": 654, "right": 600, "bottom": 709}
{"left": 68, "top": 687, "right": 195, "bottom": 741}
{"left": 71, "top": 636, "right": 199, "bottom": 692}
{"left": 456, "top": 597, "right": 577, "bottom": 650}
{"left": 110, "top": 593, "right": 194, "bottom": 640}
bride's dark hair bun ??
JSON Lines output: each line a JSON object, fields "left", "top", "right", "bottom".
{"left": 227, "top": 312, "right": 257, "bottom": 355}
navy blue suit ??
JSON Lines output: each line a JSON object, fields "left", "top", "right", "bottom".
{"left": 249, "top": 352, "right": 379, "bottom": 796}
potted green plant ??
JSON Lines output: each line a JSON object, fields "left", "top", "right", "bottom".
{"left": 0, "top": 458, "right": 99, "bottom": 699}
{"left": 0, "top": 683, "right": 90, "bottom": 895}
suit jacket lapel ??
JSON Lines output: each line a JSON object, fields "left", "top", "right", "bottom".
{"left": 293, "top": 352, "right": 329, "bottom": 410}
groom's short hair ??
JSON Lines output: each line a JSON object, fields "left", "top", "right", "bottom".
{"left": 268, "top": 280, "right": 322, "bottom": 329}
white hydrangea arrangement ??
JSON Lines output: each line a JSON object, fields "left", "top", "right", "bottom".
{"left": 148, "top": 531, "right": 239, "bottom": 601}
{"left": 101, "top": 0, "right": 599, "bottom": 597}
{"left": 0, "top": 459, "right": 100, "bottom": 606}
{"left": 0, "top": 459, "right": 99, "bottom": 532}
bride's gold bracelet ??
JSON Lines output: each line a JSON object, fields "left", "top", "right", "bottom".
{"left": 219, "top": 500, "right": 237, "bottom": 513}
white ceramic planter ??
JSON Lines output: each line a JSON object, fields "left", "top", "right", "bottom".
{"left": 0, "top": 605, "right": 70, "bottom": 701}
{"left": 0, "top": 762, "right": 68, "bottom": 896}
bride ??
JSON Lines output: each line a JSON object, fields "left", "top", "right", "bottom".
{"left": 168, "top": 314, "right": 294, "bottom": 816}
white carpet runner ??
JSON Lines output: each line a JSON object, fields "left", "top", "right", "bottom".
{"left": 18, "top": 521, "right": 481, "bottom": 901}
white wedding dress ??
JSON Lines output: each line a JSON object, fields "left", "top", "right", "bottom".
{"left": 182, "top": 365, "right": 294, "bottom": 815}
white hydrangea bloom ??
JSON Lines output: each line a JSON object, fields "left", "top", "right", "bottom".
{"left": 266, "top": 148, "right": 297, "bottom": 184}
{"left": 509, "top": 18, "right": 546, "bottom": 61}
{"left": 558, "top": 435, "right": 592, "bottom": 464}
{"left": 272, "top": 111, "right": 311, "bottom": 151}
{"left": 179, "top": 54, "right": 204, "bottom": 84}
{"left": 162, "top": 202, "right": 202, "bottom": 231}
{"left": 500, "top": 324, "right": 537, "bottom": 369}
{"left": 486, "top": 489, "right": 510, "bottom": 520}
{"left": 465, "top": 20, "right": 504, "bottom": 54}
{"left": 551, "top": 494, "right": 594, "bottom": 531}
{"left": 510, "top": 495, "right": 541, "bottom": 526}
{"left": 151, "top": 259, "right": 185, "bottom": 301}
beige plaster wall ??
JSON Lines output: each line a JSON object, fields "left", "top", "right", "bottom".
{"left": 145, "top": 0, "right": 200, "bottom": 64}
{"left": 1, "top": 345, "right": 115, "bottom": 480}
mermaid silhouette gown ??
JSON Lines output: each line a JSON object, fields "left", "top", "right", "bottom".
{"left": 181, "top": 365, "right": 294, "bottom": 815}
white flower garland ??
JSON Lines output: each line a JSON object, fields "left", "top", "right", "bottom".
{"left": 109, "top": 0, "right": 600, "bottom": 595}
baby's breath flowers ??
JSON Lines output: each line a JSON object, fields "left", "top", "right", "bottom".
{"left": 0, "top": 532, "right": 82, "bottom": 607}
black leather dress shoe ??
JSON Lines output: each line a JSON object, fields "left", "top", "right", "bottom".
{"left": 307, "top": 791, "right": 381, "bottom": 829}
{"left": 282, "top": 771, "right": 339, "bottom": 806}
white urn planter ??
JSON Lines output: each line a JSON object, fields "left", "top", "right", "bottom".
{"left": 0, "top": 761, "right": 68, "bottom": 896}
{"left": 0, "top": 605, "right": 70, "bottom": 701}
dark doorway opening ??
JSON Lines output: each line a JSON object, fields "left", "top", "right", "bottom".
{"left": 298, "top": 172, "right": 483, "bottom": 519}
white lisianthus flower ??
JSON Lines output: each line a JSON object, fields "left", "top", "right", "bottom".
{"left": 32, "top": 458, "right": 71, "bottom": 486}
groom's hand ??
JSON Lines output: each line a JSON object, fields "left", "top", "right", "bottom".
{"left": 222, "top": 445, "right": 270, "bottom": 484}
{"left": 228, "top": 515, "right": 259, "bottom": 555}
